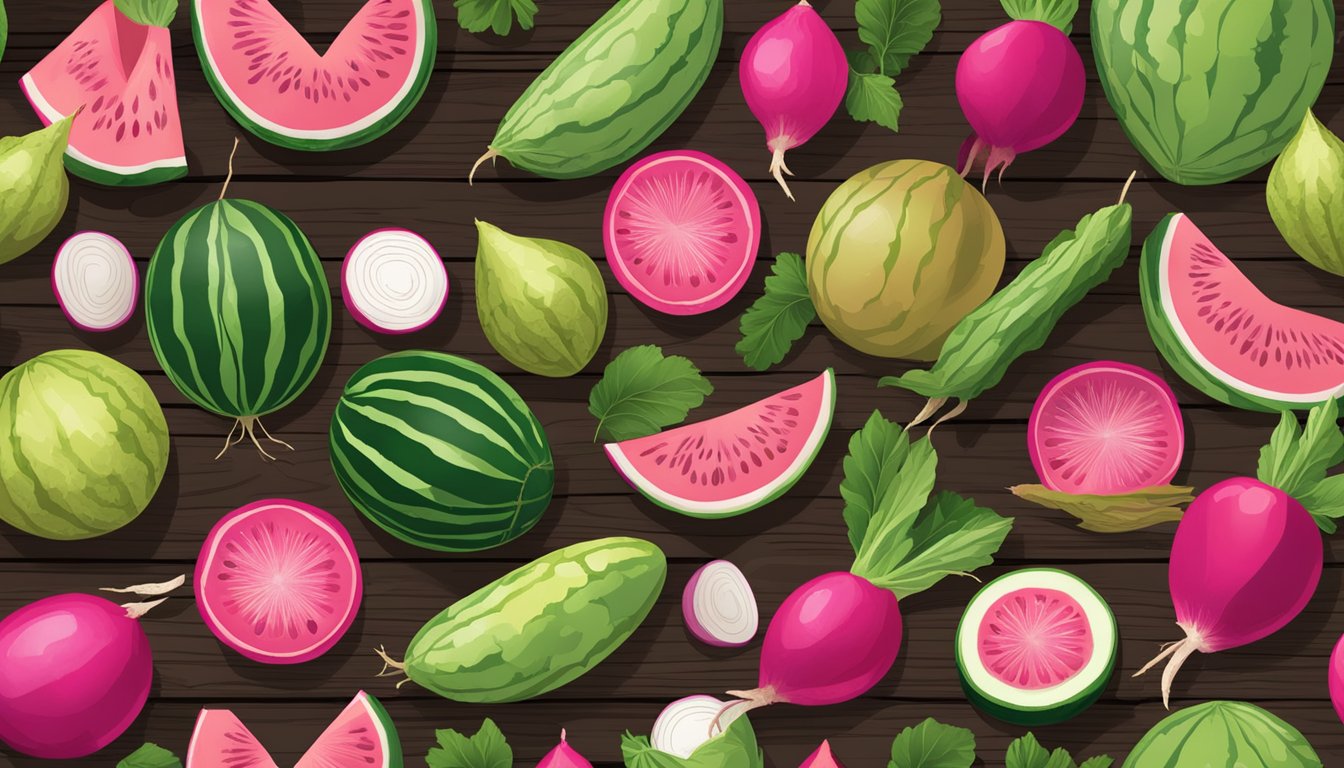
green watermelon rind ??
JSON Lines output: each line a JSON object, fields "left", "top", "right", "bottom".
{"left": 190, "top": 0, "right": 438, "bottom": 152}
{"left": 303, "top": 692, "right": 402, "bottom": 768}
{"left": 1139, "top": 213, "right": 1343, "bottom": 412}
{"left": 955, "top": 568, "right": 1117, "bottom": 727}
{"left": 604, "top": 369, "right": 836, "bottom": 519}
{"left": 1121, "top": 700, "right": 1321, "bottom": 767}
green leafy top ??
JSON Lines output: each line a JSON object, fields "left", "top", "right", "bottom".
{"left": 455, "top": 0, "right": 538, "bottom": 35}
{"left": 1004, "top": 733, "right": 1112, "bottom": 768}
{"left": 114, "top": 0, "right": 178, "bottom": 27}
{"left": 118, "top": 743, "right": 182, "bottom": 768}
{"left": 888, "top": 717, "right": 976, "bottom": 768}
{"left": 427, "top": 718, "right": 513, "bottom": 768}
{"left": 846, "top": 0, "right": 941, "bottom": 133}
{"left": 842, "top": 412, "right": 1012, "bottom": 598}
{"left": 736, "top": 252, "right": 816, "bottom": 371}
{"left": 621, "top": 714, "right": 764, "bottom": 768}
{"left": 589, "top": 345, "right": 713, "bottom": 442}
{"left": 999, "top": 0, "right": 1078, "bottom": 34}
{"left": 1257, "top": 398, "right": 1344, "bottom": 532}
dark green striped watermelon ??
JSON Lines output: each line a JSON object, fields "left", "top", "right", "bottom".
{"left": 329, "top": 351, "right": 554, "bottom": 552}
{"left": 145, "top": 197, "right": 331, "bottom": 458}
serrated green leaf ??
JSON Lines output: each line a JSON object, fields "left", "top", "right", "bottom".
{"left": 846, "top": 70, "right": 904, "bottom": 132}
{"left": 736, "top": 252, "right": 816, "bottom": 371}
{"left": 847, "top": 47, "right": 878, "bottom": 74}
{"left": 855, "top": 0, "right": 941, "bottom": 76}
{"left": 873, "top": 491, "right": 1013, "bottom": 599}
{"left": 841, "top": 411, "right": 914, "bottom": 555}
{"left": 590, "top": 345, "right": 713, "bottom": 442}
{"left": 1078, "top": 757, "right": 1114, "bottom": 768}
{"left": 1298, "top": 474, "right": 1344, "bottom": 533}
{"left": 999, "top": 0, "right": 1077, "bottom": 34}
{"left": 455, "top": 0, "right": 538, "bottom": 35}
{"left": 1256, "top": 399, "right": 1344, "bottom": 517}
{"left": 1005, "top": 734, "right": 1060, "bottom": 768}
{"left": 118, "top": 743, "right": 181, "bottom": 768}
{"left": 427, "top": 719, "right": 513, "bottom": 768}
{"left": 887, "top": 717, "right": 976, "bottom": 768}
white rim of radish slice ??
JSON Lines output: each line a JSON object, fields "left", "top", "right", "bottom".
{"left": 651, "top": 695, "right": 745, "bottom": 758}
{"left": 51, "top": 231, "right": 138, "bottom": 332}
{"left": 342, "top": 228, "right": 448, "bottom": 334}
{"left": 683, "top": 560, "right": 759, "bottom": 647}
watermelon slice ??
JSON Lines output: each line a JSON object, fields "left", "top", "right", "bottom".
{"left": 20, "top": 0, "right": 187, "bottom": 186}
{"left": 295, "top": 691, "right": 402, "bottom": 768}
{"left": 192, "top": 0, "right": 437, "bottom": 151}
{"left": 1141, "top": 213, "right": 1344, "bottom": 412}
{"left": 187, "top": 709, "right": 279, "bottom": 768}
{"left": 605, "top": 369, "right": 835, "bottom": 518}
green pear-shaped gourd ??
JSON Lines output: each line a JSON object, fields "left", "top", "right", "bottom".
{"left": 1267, "top": 110, "right": 1344, "bottom": 276}
{"left": 0, "top": 114, "right": 73, "bottom": 265}
{"left": 475, "top": 220, "right": 608, "bottom": 377}
{"left": 1, "top": 0, "right": 8, "bottom": 63}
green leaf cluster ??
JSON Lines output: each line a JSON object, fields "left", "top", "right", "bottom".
{"left": 621, "top": 714, "right": 764, "bottom": 768}
{"left": 1257, "top": 398, "right": 1344, "bottom": 532}
{"left": 846, "top": 0, "right": 941, "bottom": 132}
{"left": 589, "top": 345, "right": 713, "bottom": 442}
{"left": 455, "top": 0, "right": 538, "bottom": 35}
{"left": 999, "top": 0, "right": 1078, "bottom": 34}
{"left": 736, "top": 252, "right": 816, "bottom": 371}
{"left": 118, "top": 743, "right": 181, "bottom": 768}
{"left": 886, "top": 721, "right": 1111, "bottom": 768}
{"left": 427, "top": 719, "right": 513, "bottom": 768}
{"left": 1005, "top": 733, "right": 1112, "bottom": 768}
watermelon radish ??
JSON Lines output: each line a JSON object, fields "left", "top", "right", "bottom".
{"left": 605, "top": 369, "right": 835, "bottom": 518}
{"left": 192, "top": 0, "right": 437, "bottom": 151}
{"left": 21, "top": 0, "right": 186, "bottom": 186}
{"left": 956, "top": 568, "right": 1117, "bottom": 726}
{"left": 1028, "top": 361, "right": 1185, "bottom": 495}
{"left": 195, "top": 499, "right": 363, "bottom": 665}
{"left": 51, "top": 231, "right": 138, "bottom": 332}
{"left": 604, "top": 150, "right": 761, "bottom": 315}
{"left": 295, "top": 691, "right": 402, "bottom": 768}
{"left": 1141, "top": 212, "right": 1344, "bottom": 412}
{"left": 187, "top": 709, "right": 278, "bottom": 768}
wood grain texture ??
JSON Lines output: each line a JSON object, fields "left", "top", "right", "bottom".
{"left": 2, "top": 0, "right": 1343, "bottom": 765}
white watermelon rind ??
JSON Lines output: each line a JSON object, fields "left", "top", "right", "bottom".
{"left": 955, "top": 568, "right": 1117, "bottom": 727}
{"left": 1140, "top": 212, "right": 1344, "bottom": 412}
{"left": 604, "top": 369, "right": 836, "bottom": 519}
{"left": 191, "top": 0, "right": 437, "bottom": 152}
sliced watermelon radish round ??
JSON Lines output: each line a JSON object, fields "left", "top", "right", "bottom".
{"left": 192, "top": 0, "right": 437, "bottom": 151}
{"left": 605, "top": 369, "right": 834, "bottom": 518}
{"left": 956, "top": 568, "right": 1116, "bottom": 726}
{"left": 51, "top": 231, "right": 139, "bottom": 332}
{"left": 295, "top": 691, "right": 401, "bottom": 768}
{"left": 195, "top": 499, "right": 363, "bottom": 665}
{"left": 342, "top": 228, "right": 448, "bottom": 334}
{"left": 1028, "top": 361, "right": 1184, "bottom": 495}
{"left": 604, "top": 150, "right": 761, "bottom": 315}
{"left": 187, "top": 709, "right": 278, "bottom": 768}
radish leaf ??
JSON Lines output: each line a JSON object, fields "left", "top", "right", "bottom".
{"left": 887, "top": 717, "right": 975, "bottom": 768}
{"left": 846, "top": 71, "right": 904, "bottom": 132}
{"left": 589, "top": 345, "right": 713, "bottom": 442}
{"left": 1004, "top": 733, "right": 1111, "bottom": 768}
{"left": 1256, "top": 397, "right": 1344, "bottom": 531}
{"left": 855, "top": 0, "right": 942, "bottom": 77}
{"left": 118, "top": 743, "right": 181, "bottom": 768}
{"left": 874, "top": 491, "right": 1012, "bottom": 598}
{"left": 455, "top": 0, "right": 538, "bottom": 35}
{"left": 427, "top": 718, "right": 512, "bottom": 768}
{"left": 736, "top": 252, "right": 816, "bottom": 371}
{"left": 999, "top": 0, "right": 1078, "bottom": 35}
{"left": 621, "top": 714, "right": 764, "bottom": 768}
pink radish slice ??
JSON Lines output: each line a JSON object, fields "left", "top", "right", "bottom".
{"left": 604, "top": 150, "right": 760, "bottom": 315}
{"left": 342, "top": 228, "right": 448, "bottom": 334}
{"left": 683, "top": 560, "right": 759, "bottom": 647}
{"left": 800, "top": 740, "right": 845, "bottom": 768}
{"left": 536, "top": 729, "right": 593, "bottom": 768}
{"left": 1028, "top": 361, "right": 1184, "bottom": 495}
{"left": 739, "top": 0, "right": 848, "bottom": 200}
{"left": 51, "top": 231, "right": 138, "bottom": 332}
{"left": 651, "top": 695, "right": 744, "bottom": 758}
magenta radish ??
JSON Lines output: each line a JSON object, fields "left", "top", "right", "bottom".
{"left": 800, "top": 740, "right": 845, "bottom": 768}
{"left": 651, "top": 695, "right": 745, "bottom": 757}
{"left": 717, "top": 413, "right": 1012, "bottom": 720}
{"left": 955, "top": 5, "right": 1084, "bottom": 188}
{"left": 0, "top": 576, "right": 183, "bottom": 759}
{"left": 683, "top": 560, "right": 759, "bottom": 647}
{"left": 51, "top": 231, "right": 139, "bottom": 332}
{"left": 342, "top": 228, "right": 449, "bottom": 334}
{"left": 739, "top": 0, "right": 848, "bottom": 200}
{"left": 536, "top": 730, "right": 593, "bottom": 768}
{"left": 1332, "top": 634, "right": 1344, "bottom": 725}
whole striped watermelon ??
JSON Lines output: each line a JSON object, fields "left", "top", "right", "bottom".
{"left": 806, "top": 160, "right": 1005, "bottom": 361}
{"left": 1093, "top": 0, "right": 1335, "bottom": 186}
{"left": 329, "top": 351, "right": 554, "bottom": 552}
{"left": 0, "top": 349, "right": 169, "bottom": 540}
{"left": 144, "top": 197, "right": 330, "bottom": 458}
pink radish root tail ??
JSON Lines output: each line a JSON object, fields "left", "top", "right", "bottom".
{"left": 767, "top": 141, "right": 797, "bottom": 201}
{"left": 710, "top": 687, "right": 781, "bottom": 737}
{"left": 958, "top": 135, "right": 1016, "bottom": 192}
{"left": 1133, "top": 624, "right": 1207, "bottom": 710}
{"left": 373, "top": 646, "right": 413, "bottom": 689}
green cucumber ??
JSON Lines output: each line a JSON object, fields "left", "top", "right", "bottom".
{"left": 376, "top": 537, "right": 667, "bottom": 702}
{"left": 471, "top": 0, "right": 723, "bottom": 180}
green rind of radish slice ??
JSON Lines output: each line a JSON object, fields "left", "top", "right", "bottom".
{"left": 295, "top": 691, "right": 401, "bottom": 768}
{"left": 51, "top": 231, "right": 138, "bottom": 332}
{"left": 955, "top": 568, "right": 1116, "bottom": 726}
{"left": 342, "top": 228, "right": 448, "bottom": 334}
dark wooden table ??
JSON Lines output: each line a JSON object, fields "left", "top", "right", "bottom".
{"left": 2, "top": 1, "right": 1343, "bottom": 765}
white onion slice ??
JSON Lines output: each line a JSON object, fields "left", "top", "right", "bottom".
{"left": 682, "top": 560, "right": 758, "bottom": 647}
{"left": 650, "top": 695, "right": 744, "bottom": 758}
{"left": 51, "top": 231, "right": 138, "bottom": 332}
{"left": 342, "top": 228, "right": 448, "bottom": 334}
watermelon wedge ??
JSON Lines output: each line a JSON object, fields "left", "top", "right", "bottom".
{"left": 296, "top": 691, "right": 402, "bottom": 768}
{"left": 605, "top": 369, "right": 835, "bottom": 518}
{"left": 21, "top": 0, "right": 187, "bottom": 186}
{"left": 1140, "top": 213, "right": 1344, "bottom": 412}
{"left": 192, "top": 0, "right": 437, "bottom": 151}
{"left": 187, "top": 709, "right": 278, "bottom": 768}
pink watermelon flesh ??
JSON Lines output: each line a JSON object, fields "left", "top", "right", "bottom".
{"left": 195, "top": 499, "right": 363, "bottom": 665}
{"left": 1162, "top": 214, "right": 1344, "bottom": 402}
{"left": 604, "top": 150, "right": 761, "bottom": 315}
{"left": 295, "top": 691, "right": 399, "bottom": 768}
{"left": 187, "top": 709, "right": 279, "bottom": 768}
{"left": 605, "top": 369, "right": 834, "bottom": 517}
{"left": 21, "top": 0, "right": 186, "bottom": 186}
{"left": 977, "top": 587, "right": 1093, "bottom": 689}
{"left": 1028, "top": 361, "right": 1184, "bottom": 495}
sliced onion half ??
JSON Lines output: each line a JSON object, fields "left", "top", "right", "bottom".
{"left": 651, "top": 695, "right": 744, "bottom": 758}
{"left": 342, "top": 228, "right": 449, "bottom": 334}
{"left": 683, "top": 560, "right": 758, "bottom": 647}
{"left": 51, "top": 231, "right": 138, "bottom": 332}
